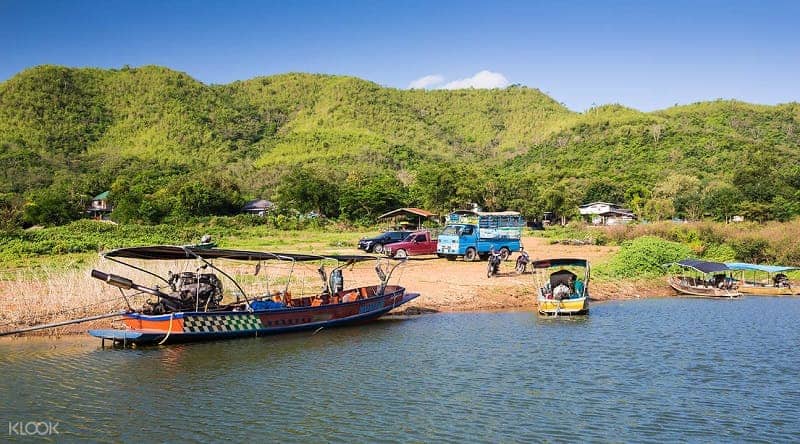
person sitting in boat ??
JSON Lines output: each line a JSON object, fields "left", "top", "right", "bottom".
{"left": 774, "top": 273, "right": 789, "bottom": 287}
{"left": 573, "top": 277, "right": 584, "bottom": 297}
{"left": 553, "top": 282, "right": 571, "bottom": 300}
{"left": 712, "top": 274, "right": 725, "bottom": 289}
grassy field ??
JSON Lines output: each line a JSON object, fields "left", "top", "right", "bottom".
{"left": 0, "top": 219, "right": 370, "bottom": 273}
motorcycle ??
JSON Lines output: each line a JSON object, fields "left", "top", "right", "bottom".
{"left": 487, "top": 249, "right": 502, "bottom": 278}
{"left": 515, "top": 249, "right": 530, "bottom": 274}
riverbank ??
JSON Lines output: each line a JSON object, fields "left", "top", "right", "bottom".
{"left": 392, "top": 236, "right": 670, "bottom": 313}
{"left": 0, "top": 236, "right": 676, "bottom": 337}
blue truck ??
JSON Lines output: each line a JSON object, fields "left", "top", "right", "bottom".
{"left": 436, "top": 210, "right": 525, "bottom": 261}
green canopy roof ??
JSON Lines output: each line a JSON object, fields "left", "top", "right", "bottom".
{"left": 92, "top": 191, "right": 109, "bottom": 200}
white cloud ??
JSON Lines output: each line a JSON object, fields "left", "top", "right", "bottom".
{"left": 442, "top": 70, "right": 509, "bottom": 90}
{"left": 408, "top": 74, "right": 444, "bottom": 89}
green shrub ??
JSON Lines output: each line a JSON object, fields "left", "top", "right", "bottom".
{"left": 702, "top": 243, "right": 737, "bottom": 262}
{"left": 541, "top": 223, "right": 603, "bottom": 244}
{"left": 596, "top": 235, "right": 693, "bottom": 278}
{"left": 730, "top": 237, "right": 772, "bottom": 263}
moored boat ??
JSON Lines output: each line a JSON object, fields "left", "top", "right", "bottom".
{"left": 87, "top": 245, "right": 419, "bottom": 346}
{"left": 665, "top": 259, "right": 741, "bottom": 298}
{"left": 532, "top": 258, "right": 590, "bottom": 316}
{"left": 725, "top": 262, "right": 798, "bottom": 295}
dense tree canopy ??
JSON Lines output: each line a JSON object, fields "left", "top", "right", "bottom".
{"left": 1, "top": 65, "right": 798, "bottom": 227}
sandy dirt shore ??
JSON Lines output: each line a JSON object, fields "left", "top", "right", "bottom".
{"left": 0, "top": 236, "right": 674, "bottom": 337}
{"left": 394, "top": 236, "right": 668, "bottom": 314}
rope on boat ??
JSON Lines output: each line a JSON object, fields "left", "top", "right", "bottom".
{"left": 0, "top": 311, "right": 127, "bottom": 337}
{"left": 395, "top": 260, "right": 407, "bottom": 288}
{"left": 157, "top": 313, "right": 175, "bottom": 345}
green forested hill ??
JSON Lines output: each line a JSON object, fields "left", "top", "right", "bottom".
{"left": 1, "top": 65, "right": 798, "bottom": 226}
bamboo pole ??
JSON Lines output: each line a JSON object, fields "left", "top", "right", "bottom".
{"left": 0, "top": 311, "right": 127, "bottom": 337}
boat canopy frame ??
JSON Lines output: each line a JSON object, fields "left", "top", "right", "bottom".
{"left": 530, "top": 258, "right": 591, "bottom": 299}
{"left": 531, "top": 258, "right": 589, "bottom": 269}
{"left": 664, "top": 259, "right": 730, "bottom": 275}
{"left": 724, "top": 262, "right": 800, "bottom": 274}
{"left": 101, "top": 245, "right": 384, "bottom": 307}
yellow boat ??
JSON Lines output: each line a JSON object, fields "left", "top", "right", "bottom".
{"left": 532, "top": 258, "right": 590, "bottom": 316}
{"left": 726, "top": 262, "right": 799, "bottom": 296}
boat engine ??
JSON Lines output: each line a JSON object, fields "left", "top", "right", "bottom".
{"left": 146, "top": 271, "right": 224, "bottom": 314}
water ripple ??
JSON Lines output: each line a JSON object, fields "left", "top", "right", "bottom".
{"left": 1, "top": 297, "right": 800, "bottom": 442}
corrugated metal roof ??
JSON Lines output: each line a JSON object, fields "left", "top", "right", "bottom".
{"left": 242, "top": 199, "right": 274, "bottom": 211}
{"left": 378, "top": 207, "right": 436, "bottom": 219}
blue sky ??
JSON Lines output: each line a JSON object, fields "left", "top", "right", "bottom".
{"left": 1, "top": 0, "right": 798, "bottom": 111}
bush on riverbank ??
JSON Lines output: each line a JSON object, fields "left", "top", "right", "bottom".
{"left": 594, "top": 236, "right": 693, "bottom": 278}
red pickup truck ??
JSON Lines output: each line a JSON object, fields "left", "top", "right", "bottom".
{"left": 384, "top": 230, "right": 438, "bottom": 258}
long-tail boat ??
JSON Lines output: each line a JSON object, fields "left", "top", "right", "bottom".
{"left": 725, "top": 262, "right": 799, "bottom": 295}
{"left": 532, "top": 258, "right": 590, "bottom": 316}
{"left": 87, "top": 244, "right": 419, "bottom": 346}
{"left": 665, "top": 259, "right": 741, "bottom": 298}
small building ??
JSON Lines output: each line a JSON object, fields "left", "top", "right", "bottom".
{"left": 579, "top": 202, "right": 636, "bottom": 225}
{"left": 87, "top": 191, "right": 112, "bottom": 220}
{"left": 377, "top": 207, "right": 437, "bottom": 230}
{"left": 242, "top": 199, "right": 274, "bottom": 216}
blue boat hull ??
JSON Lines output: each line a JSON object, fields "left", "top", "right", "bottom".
{"left": 89, "top": 289, "right": 419, "bottom": 346}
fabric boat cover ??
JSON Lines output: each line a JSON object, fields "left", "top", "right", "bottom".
{"left": 103, "top": 245, "right": 375, "bottom": 263}
{"left": 675, "top": 259, "right": 729, "bottom": 274}
{"left": 725, "top": 262, "right": 800, "bottom": 273}
{"left": 531, "top": 258, "right": 588, "bottom": 269}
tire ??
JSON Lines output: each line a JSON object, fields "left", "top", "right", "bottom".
{"left": 487, "top": 263, "right": 493, "bottom": 278}
{"left": 499, "top": 247, "right": 511, "bottom": 261}
{"left": 515, "top": 262, "right": 525, "bottom": 274}
{"left": 372, "top": 243, "right": 384, "bottom": 254}
{"left": 464, "top": 248, "right": 478, "bottom": 262}
{"left": 394, "top": 249, "right": 408, "bottom": 259}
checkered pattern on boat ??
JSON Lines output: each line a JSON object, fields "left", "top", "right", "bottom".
{"left": 182, "top": 314, "right": 263, "bottom": 333}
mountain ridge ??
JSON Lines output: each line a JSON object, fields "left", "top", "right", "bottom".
{"left": 1, "top": 64, "right": 798, "bottom": 224}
